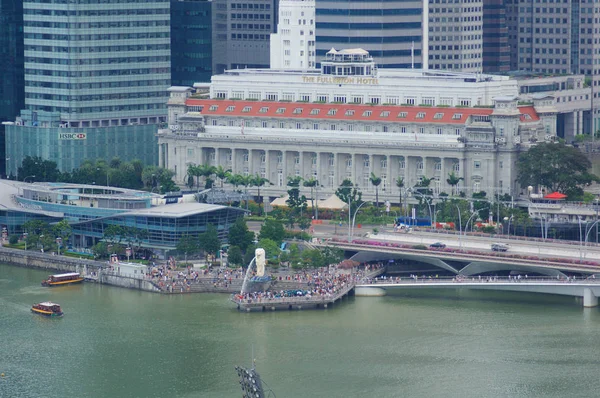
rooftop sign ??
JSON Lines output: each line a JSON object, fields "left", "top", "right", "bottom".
{"left": 58, "top": 132, "right": 87, "bottom": 140}
{"left": 302, "top": 76, "right": 379, "bottom": 85}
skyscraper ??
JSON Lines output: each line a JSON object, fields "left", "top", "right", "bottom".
{"left": 0, "top": 0, "right": 24, "bottom": 177}
{"left": 315, "top": 0, "right": 426, "bottom": 68}
{"left": 211, "top": 0, "right": 278, "bottom": 75}
{"left": 482, "top": 0, "right": 510, "bottom": 73}
{"left": 506, "top": 0, "right": 599, "bottom": 133}
{"left": 270, "top": 0, "right": 316, "bottom": 69}
{"left": 171, "top": 0, "right": 212, "bottom": 85}
{"left": 6, "top": 0, "right": 171, "bottom": 174}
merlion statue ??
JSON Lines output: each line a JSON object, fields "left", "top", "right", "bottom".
{"left": 255, "top": 248, "right": 266, "bottom": 276}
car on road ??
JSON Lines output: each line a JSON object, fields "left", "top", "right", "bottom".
{"left": 429, "top": 242, "right": 446, "bottom": 249}
{"left": 491, "top": 243, "right": 509, "bottom": 252}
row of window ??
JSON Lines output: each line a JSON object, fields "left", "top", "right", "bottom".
{"left": 25, "top": 79, "right": 169, "bottom": 90}
{"left": 25, "top": 57, "right": 169, "bottom": 65}
{"left": 24, "top": 33, "right": 169, "bottom": 41}
{"left": 209, "top": 118, "right": 463, "bottom": 135}
{"left": 25, "top": 67, "right": 170, "bottom": 77}
{"left": 24, "top": 21, "right": 169, "bottom": 29}
{"left": 26, "top": 91, "right": 166, "bottom": 102}
{"left": 25, "top": 44, "right": 169, "bottom": 53}
{"left": 213, "top": 93, "right": 472, "bottom": 107}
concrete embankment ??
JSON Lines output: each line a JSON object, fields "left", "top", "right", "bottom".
{"left": 0, "top": 246, "right": 160, "bottom": 293}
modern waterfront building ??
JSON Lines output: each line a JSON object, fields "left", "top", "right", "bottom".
{"left": 160, "top": 51, "right": 558, "bottom": 204}
{"left": 0, "top": 180, "right": 244, "bottom": 254}
{"left": 171, "top": 0, "right": 213, "bottom": 86}
{"left": 4, "top": 0, "right": 171, "bottom": 175}
{"left": 270, "top": 0, "right": 316, "bottom": 69}
{"left": 0, "top": 0, "right": 24, "bottom": 177}
{"left": 314, "top": 0, "right": 426, "bottom": 68}
{"left": 211, "top": 0, "right": 277, "bottom": 74}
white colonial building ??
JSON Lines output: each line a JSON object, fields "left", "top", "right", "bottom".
{"left": 159, "top": 50, "right": 558, "bottom": 204}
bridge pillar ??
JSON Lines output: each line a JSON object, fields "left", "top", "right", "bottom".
{"left": 583, "top": 288, "right": 598, "bottom": 308}
{"left": 355, "top": 287, "right": 387, "bottom": 297}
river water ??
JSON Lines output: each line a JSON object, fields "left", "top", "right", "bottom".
{"left": 2, "top": 264, "right": 600, "bottom": 398}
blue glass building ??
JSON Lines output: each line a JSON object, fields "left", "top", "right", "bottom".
{"left": 0, "top": 181, "right": 245, "bottom": 253}
{"left": 171, "top": 0, "right": 213, "bottom": 86}
{"left": 6, "top": 0, "right": 171, "bottom": 174}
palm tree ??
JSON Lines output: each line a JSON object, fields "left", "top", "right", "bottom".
{"left": 240, "top": 174, "right": 253, "bottom": 209}
{"left": 370, "top": 172, "right": 382, "bottom": 207}
{"left": 395, "top": 176, "right": 405, "bottom": 211}
{"left": 251, "top": 174, "right": 271, "bottom": 215}
{"left": 198, "top": 164, "right": 216, "bottom": 189}
{"left": 214, "top": 165, "right": 231, "bottom": 188}
{"left": 446, "top": 171, "right": 463, "bottom": 196}
{"left": 186, "top": 164, "right": 200, "bottom": 190}
{"left": 303, "top": 177, "right": 319, "bottom": 219}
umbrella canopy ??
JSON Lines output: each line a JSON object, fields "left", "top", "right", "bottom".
{"left": 544, "top": 192, "right": 567, "bottom": 200}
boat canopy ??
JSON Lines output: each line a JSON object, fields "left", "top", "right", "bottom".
{"left": 50, "top": 272, "right": 80, "bottom": 278}
{"left": 38, "top": 302, "right": 60, "bottom": 307}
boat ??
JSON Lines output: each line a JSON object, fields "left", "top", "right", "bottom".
{"left": 31, "top": 302, "right": 64, "bottom": 317}
{"left": 41, "top": 272, "right": 84, "bottom": 287}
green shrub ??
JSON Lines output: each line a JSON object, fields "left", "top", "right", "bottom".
{"left": 412, "top": 244, "right": 428, "bottom": 250}
{"left": 8, "top": 234, "right": 19, "bottom": 245}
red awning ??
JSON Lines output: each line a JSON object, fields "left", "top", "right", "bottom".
{"left": 544, "top": 192, "right": 567, "bottom": 200}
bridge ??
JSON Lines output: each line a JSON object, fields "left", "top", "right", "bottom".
{"left": 355, "top": 276, "right": 600, "bottom": 307}
{"left": 316, "top": 240, "right": 600, "bottom": 277}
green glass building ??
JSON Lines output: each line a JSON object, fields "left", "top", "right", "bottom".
{"left": 6, "top": 0, "right": 171, "bottom": 175}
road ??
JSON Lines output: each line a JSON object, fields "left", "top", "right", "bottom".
{"left": 247, "top": 221, "right": 600, "bottom": 263}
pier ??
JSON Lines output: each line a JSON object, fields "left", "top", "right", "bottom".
{"left": 231, "top": 282, "right": 356, "bottom": 312}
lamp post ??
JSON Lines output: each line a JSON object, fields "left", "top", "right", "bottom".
{"left": 454, "top": 204, "right": 463, "bottom": 248}
{"left": 56, "top": 237, "right": 62, "bottom": 256}
{"left": 578, "top": 216, "right": 583, "bottom": 263}
{"left": 23, "top": 232, "right": 28, "bottom": 251}
{"left": 351, "top": 201, "right": 369, "bottom": 240}
{"left": 24, "top": 175, "right": 36, "bottom": 183}
{"left": 584, "top": 219, "right": 600, "bottom": 259}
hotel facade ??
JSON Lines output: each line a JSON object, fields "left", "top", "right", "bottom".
{"left": 158, "top": 50, "right": 558, "bottom": 204}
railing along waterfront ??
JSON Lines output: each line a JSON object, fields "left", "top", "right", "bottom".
{"left": 362, "top": 276, "right": 600, "bottom": 285}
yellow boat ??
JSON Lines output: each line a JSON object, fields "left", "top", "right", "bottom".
{"left": 31, "top": 302, "right": 64, "bottom": 317}
{"left": 41, "top": 272, "right": 84, "bottom": 287}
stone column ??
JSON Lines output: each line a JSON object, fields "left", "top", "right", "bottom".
{"left": 316, "top": 152, "right": 322, "bottom": 184}
{"left": 333, "top": 153, "right": 338, "bottom": 187}
{"left": 440, "top": 157, "right": 446, "bottom": 193}
{"left": 299, "top": 151, "right": 305, "bottom": 179}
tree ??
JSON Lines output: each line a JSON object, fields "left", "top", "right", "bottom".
{"left": 286, "top": 176, "right": 307, "bottom": 227}
{"left": 122, "top": 227, "right": 148, "bottom": 260}
{"left": 303, "top": 178, "right": 319, "bottom": 219}
{"left": 258, "top": 219, "right": 285, "bottom": 245}
{"left": 257, "top": 238, "right": 280, "bottom": 260}
{"left": 446, "top": 172, "right": 463, "bottom": 196}
{"left": 321, "top": 246, "right": 344, "bottom": 266}
{"left": 103, "top": 225, "right": 124, "bottom": 244}
{"left": 517, "top": 142, "right": 600, "bottom": 196}
{"left": 227, "top": 245, "right": 243, "bottom": 267}
{"left": 198, "top": 224, "right": 221, "bottom": 262}
{"left": 251, "top": 174, "right": 271, "bottom": 216}
{"left": 301, "top": 248, "right": 325, "bottom": 268}
{"left": 214, "top": 165, "right": 231, "bottom": 188}
{"left": 335, "top": 179, "right": 364, "bottom": 220}
{"left": 18, "top": 156, "right": 61, "bottom": 182}
{"left": 395, "top": 177, "right": 405, "bottom": 210}
{"left": 176, "top": 235, "right": 200, "bottom": 263}
{"left": 92, "top": 242, "right": 110, "bottom": 259}
{"left": 370, "top": 172, "right": 382, "bottom": 208}
{"left": 228, "top": 218, "right": 255, "bottom": 253}
{"left": 52, "top": 220, "right": 72, "bottom": 244}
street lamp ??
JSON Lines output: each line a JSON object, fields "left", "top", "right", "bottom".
{"left": 24, "top": 175, "right": 36, "bottom": 183}
{"left": 351, "top": 201, "right": 370, "bottom": 241}
{"left": 23, "top": 232, "right": 28, "bottom": 251}
{"left": 584, "top": 219, "right": 600, "bottom": 259}
{"left": 454, "top": 204, "right": 462, "bottom": 248}
{"left": 56, "top": 237, "right": 62, "bottom": 256}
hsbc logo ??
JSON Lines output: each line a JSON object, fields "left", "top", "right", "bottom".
{"left": 58, "top": 133, "right": 87, "bottom": 140}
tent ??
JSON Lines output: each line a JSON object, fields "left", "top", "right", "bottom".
{"left": 544, "top": 192, "right": 567, "bottom": 200}
{"left": 270, "top": 194, "right": 347, "bottom": 210}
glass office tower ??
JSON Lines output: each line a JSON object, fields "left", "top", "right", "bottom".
{"left": 6, "top": 0, "right": 171, "bottom": 175}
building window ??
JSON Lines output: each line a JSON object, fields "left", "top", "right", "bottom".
{"left": 401, "top": 126, "right": 407, "bottom": 133}
{"left": 452, "top": 113, "right": 463, "bottom": 120}
{"left": 262, "top": 121, "right": 268, "bottom": 128}
{"left": 499, "top": 161, "right": 503, "bottom": 169}
{"left": 398, "top": 112, "right": 408, "bottom": 118}
{"left": 416, "top": 112, "right": 425, "bottom": 119}
{"left": 435, "top": 162, "right": 441, "bottom": 171}
{"left": 259, "top": 107, "right": 269, "bottom": 113}
{"left": 296, "top": 122, "right": 301, "bottom": 129}
{"left": 276, "top": 107, "right": 285, "bottom": 114}
{"left": 363, "top": 110, "right": 372, "bottom": 117}
{"left": 277, "top": 153, "right": 283, "bottom": 164}
{"left": 260, "top": 153, "right": 266, "bottom": 163}
{"left": 417, "top": 162, "right": 423, "bottom": 170}
{"left": 243, "top": 153, "right": 249, "bottom": 162}
{"left": 209, "top": 105, "right": 219, "bottom": 111}
{"left": 279, "top": 122, "right": 285, "bottom": 128}
{"left": 330, "top": 124, "right": 336, "bottom": 130}
{"left": 453, "top": 163, "right": 460, "bottom": 172}
{"left": 187, "top": 148, "right": 194, "bottom": 157}
{"left": 345, "top": 110, "right": 355, "bottom": 116}
{"left": 437, "top": 128, "right": 443, "bottom": 134}
{"left": 327, "top": 109, "right": 337, "bottom": 116}
{"left": 212, "top": 119, "right": 217, "bottom": 126}
{"left": 329, "top": 155, "right": 335, "bottom": 166}
{"left": 381, "top": 158, "right": 387, "bottom": 169}
{"left": 474, "top": 161, "right": 481, "bottom": 169}
{"left": 310, "top": 109, "right": 320, "bottom": 115}
{"left": 242, "top": 106, "right": 252, "bottom": 113}
{"left": 434, "top": 113, "right": 444, "bottom": 119}
{"left": 294, "top": 156, "right": 300, "bottom": 164}
{"left": 293, "top": 108, "right": 303, "bottom": 114}
{"left": 399, "top": 160, "right": 405, "bottom": 169}
{"left": 313, "top": 123, "right": 319, "bottom": 130}
{"left": 380, "top": 111, "right": 390, "bottom": 117}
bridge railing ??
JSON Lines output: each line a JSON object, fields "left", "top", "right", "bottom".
{"left": 361, "top": 275, "right": 600, "bottom": 285}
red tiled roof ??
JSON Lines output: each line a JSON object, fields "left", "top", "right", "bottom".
{"left": 518, "top": 106, "right": 540, "bottom": 122}
{"left": 186, "top": 99, "right": 497, "bottom": 125}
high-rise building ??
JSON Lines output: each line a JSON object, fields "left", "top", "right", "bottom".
{"left": 211, "top": 0, "right": 278, "bottom": 75}
{"left": 270, "top": 0, "right": 316, "bottom": 69}
{"left": 0, "top": 0, "right": 24, "bottom": 177}
{"left": 482, "top": 0, "right": 510, "bottom": 73}
{"left": 171, "top": 0, "right": 212, "bottom": 86}
{"left": 428, "top": 0, "right": 483, "bottom": 72}
{"left": 505, "top": 0, "right": 599, "bottom": 134}
{"left": 314, "top": 0, "right": 427, "bottom": 68}
{"left": 6, "top": 0, "right": 171, "bottom": 175}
